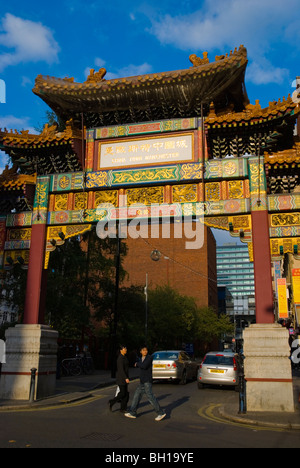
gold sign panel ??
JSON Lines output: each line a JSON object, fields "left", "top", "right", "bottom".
{"left": 98, "top": 133, "right": 195, "bottom": 170}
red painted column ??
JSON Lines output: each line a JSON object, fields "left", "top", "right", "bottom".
{"left": 23, "top": 223, "right": 47, "bottom": 325}
{"left": 251, "top": 210, "right": 274, "bottom": 324}
{"left": 38, "top": 269, "right": 48, "bottom": 324}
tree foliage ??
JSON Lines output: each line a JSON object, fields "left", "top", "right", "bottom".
{"left": 35, "top": 110, "right": 66, "bottom": 133}
{"left": 46, "top": 228, "right": 127, "bottom": 340}
{"left": 46, "top": 236, "right": 89, "bottom": 339}
{"left": 141, "top": 285, "right": 233, "bottom": 352}
{"left": 147, "top": 285, "right": 199, "bottom": 349}
{"left": 0, "top": 264, "right": 27, "bottom": 324}
{"left": 194, "top": 307, "right": 234, "bottom": 347}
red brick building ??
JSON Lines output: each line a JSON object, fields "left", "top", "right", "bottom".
{"left": 122, "top": 223, "right": 217, "bottom": 310}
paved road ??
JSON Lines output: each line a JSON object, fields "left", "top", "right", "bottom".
{"left": 0, "top": 380, "right": 299, "bottom": 449}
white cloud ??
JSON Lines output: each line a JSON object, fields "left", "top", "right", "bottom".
{"left": 21, "top": 76, "right": 33, "bottom": 87}
{"left": 0, "top": 115, "right": 38, "bottom": 134}
{"left": 106, "top": 63, "right": 153, "bottom": 80}
{"left": 0, "top": 150, "right": 9, "bottom": 173}
{"left": 84, "top": 58, "right": 153, "bottom": 81}
{"left": 146, "top": 0, "right": 300, "bottom": 85}
{"left": 94, "top": 57, "right": 106, "bottom": 68}
{"left": 247, "top": 61, "right": 290, "bottom": 86}
{"left": 0, "top": 13, "right": 60, "bottom": 72}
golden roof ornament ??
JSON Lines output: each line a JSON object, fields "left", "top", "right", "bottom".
{"left": 189, "top": 52, "right": 209, "bottom": 67}
{"left": 85, "top": 68, "right": 107, "bottom": 83}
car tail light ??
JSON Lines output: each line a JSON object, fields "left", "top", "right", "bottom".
{"left": 172, "top": 363, "right": 177, "bottom": 369}
{"left": 233, "top": 357, "right": 237, "bottom": 371}
{"left": 200, "top": 356, "right": 207, "bottom": 369}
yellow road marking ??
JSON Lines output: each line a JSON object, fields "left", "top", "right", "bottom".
{"left": 0, "top": 394, "right": 106, "bottom": 414}
{"left": 198, "top": 404, "right": 288, "bottom": 433}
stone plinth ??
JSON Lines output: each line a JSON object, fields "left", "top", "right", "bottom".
{"left": 243, "top": 324, "right": 294, "bottom": 412}
{"left": 0, "top": 324, "right": 58, "bottom": 401}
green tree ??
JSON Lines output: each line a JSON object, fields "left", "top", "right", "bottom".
{"left": 35, "top": 110, "right": 66, "bottom": 133}
{"left": 0, "top": 264, "right": 27, "bottom": 324}
{"left": 139, "top": 285, "right": 234, "bottom": 353}
{"left": 46, "top": 228, "right": 129, "bottom": 340}
{"left": 45, "top": 227, "right": 124, "bottom": 337}
{"left": 85, "top": 229, "right": 127, "bottom": 331}
{"left": 147, "top": 285, "right": 199, "bottom": 350}
{"left": 194, "top": 307, "right": 234, "bottom": 350}
{"left": 46, "top": 237, "right": 90, "bottom": 339}
{"left": 116, "top": 285, "right": 146, "bottom": 349}
{"left": 0, "top": 228, "right": 130, "bottom": 343}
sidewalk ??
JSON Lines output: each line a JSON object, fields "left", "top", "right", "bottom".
{"left": 0, "top": 369, "right": 299, "bottom": 431}
{"left": 218, "top": 374, "right": 300, "bottom": 431}
{"left": 0, "top": 368, "right": 140, "bottom": 411}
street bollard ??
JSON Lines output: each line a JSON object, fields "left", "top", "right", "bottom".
{"left": 29, "top": 368, "right": 37, "bottom": 403}
{"left": 237, "top": 353, "right": 247, "bottom": 414}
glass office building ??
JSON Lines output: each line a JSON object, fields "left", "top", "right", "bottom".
{"left": 217, "top": 243, "right": 256, "bottom": 333}
{"left": 217, "top": 243, "right": 255, "bottom": 298}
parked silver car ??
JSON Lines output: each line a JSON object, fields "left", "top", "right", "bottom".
{"left": 152, "top": 350, "right": 199, "bottom": 384}
{"left": 197, "top": 351, "right": 239, "bottom": 390}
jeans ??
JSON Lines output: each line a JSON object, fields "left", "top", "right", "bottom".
{"left": 129, "top": 382, "right": 164, "bottom": 416}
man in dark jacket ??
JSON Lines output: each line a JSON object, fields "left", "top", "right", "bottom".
{"left": 125, "top": 346, "right": 166, "bottom": 421}
{"left": 108, "top": 345, "right": 130, "bottom": 412}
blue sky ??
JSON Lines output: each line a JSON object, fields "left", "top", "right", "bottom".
{"left": 0, "top": 0, "right": 299, "bottom": 245}
{"left": 0, "top": 0, "right": 299, "bottom": 136}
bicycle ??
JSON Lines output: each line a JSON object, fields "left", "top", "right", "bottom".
{"left": 61, "top": 358, "right": 82, "bottom": 377}
{"left": 61, "top": 356, "right": 95, "bottom": 377}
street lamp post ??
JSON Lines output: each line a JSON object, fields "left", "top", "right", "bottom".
{"left": 144, "top": 273, "right": 148, "bottom": 344}
{"left": 111, "top": 226, "right": 121, "bottom": 379}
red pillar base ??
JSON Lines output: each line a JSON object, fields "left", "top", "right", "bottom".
{"left": 0, "top": 325, "right": 58, "bottom": 401}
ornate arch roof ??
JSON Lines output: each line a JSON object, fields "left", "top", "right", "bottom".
{"left": 33, "top": 45, "right": 249, "bottom": 128}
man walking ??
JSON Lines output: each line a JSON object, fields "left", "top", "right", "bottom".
{"left": 108, "top": 344, "right": 130, "bottom": 413}
{"left": 125, "top": 346, "right": 166, "bottom": 421}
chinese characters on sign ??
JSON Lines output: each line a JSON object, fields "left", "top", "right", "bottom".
{"left": 98, "top": 133, "right": 194, "bottom": 170}
{"left": 292, "top": 269, "right": 300, "bottom": 304}
{"left": 277, "top": 278, "right": 289, "bottom": 319}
